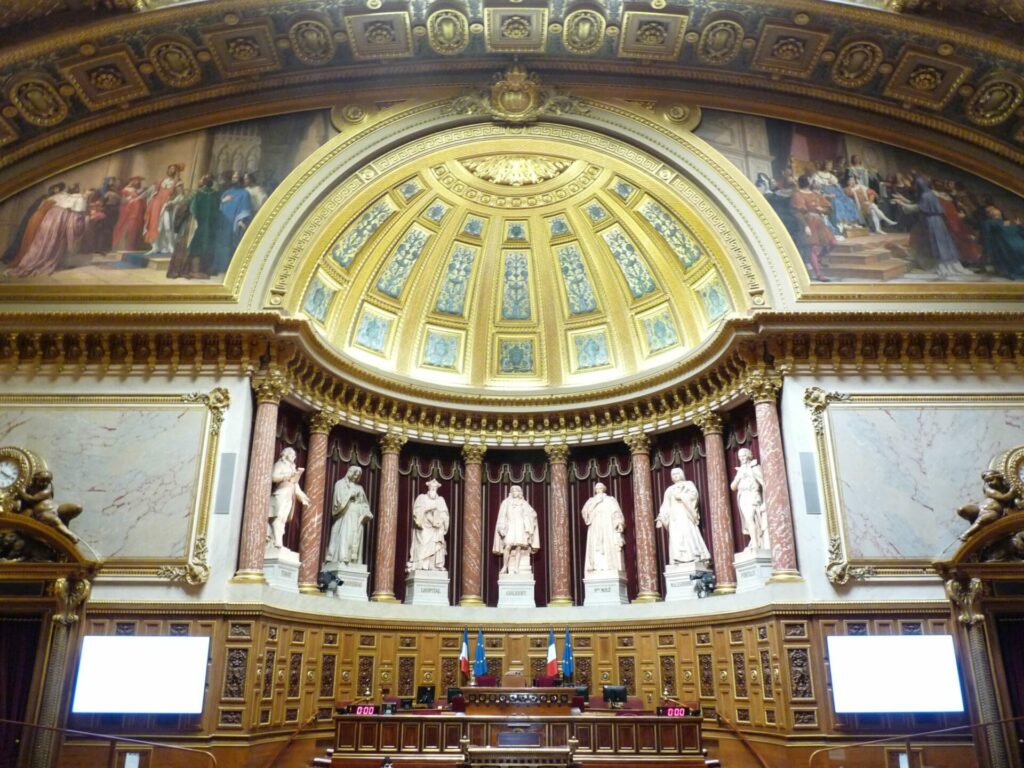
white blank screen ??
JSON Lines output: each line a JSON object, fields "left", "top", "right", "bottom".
{"left": 72, "top": 636, "right": 210, "bottom": 714}
{"left": 827, "top": 635, "right": 964, "bottom": 713}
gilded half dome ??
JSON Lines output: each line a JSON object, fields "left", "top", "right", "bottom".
{"left": 288, "top": 124, "right": 752, "bottom": 398}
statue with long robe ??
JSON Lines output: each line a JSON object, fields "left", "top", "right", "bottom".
{"left": 656, "top": 468, "right": 710, "bottom": 565}
{"left": 492, "top": 485, "right": 540, "bottom": 575}
{"left": 730, "top": 449, "right": 769, "bottom": 552}
{"left": 581, "top": 482, "right": 625, "bottom": 573}
{"left": 326, "top": 466, "right": 373, "bottom": 566}
{"left": 407, "top": 478, "right": 449, "bottom": 571}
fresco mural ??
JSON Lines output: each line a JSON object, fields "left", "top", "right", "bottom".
{"left": 694, "top": 109, "right": 1024, "bottom": 284}
{"left": 0, "top": 110, "right": 332, "bottom": 286}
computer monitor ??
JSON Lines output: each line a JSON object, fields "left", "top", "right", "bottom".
{"left": 574, "top": 685, "right": 589, "bottom": 699}
{"left": 446, "top": 686, "right": 462, "bottom": 701}
{"left": 602, "top": 685, "right": 627, "bottom": 706}
{"left": 416, "top": 685, "right": 436, "bottom": 707}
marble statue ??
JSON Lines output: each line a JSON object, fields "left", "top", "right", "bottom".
{"left": 656, "top": 467, "right": 710, "bottom": 564}
{"left": 730, "top": 448, "right": 769, "bottom": 552}
{"left": 326, "top": 466, "right": 373, "bottom": 566}
{"left": 408, "top": 478, "right": 449, "bottom": 571}
{"left": 581, "top": 482, "right": 625, "bottom": 573}
{"left": 492, "top": 485, "right": 540, "bottom": 574}
{"left": 267, "top": 447, "right": 309, "bottom": 549}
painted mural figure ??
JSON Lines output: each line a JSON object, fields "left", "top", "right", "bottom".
{"left": 790, "top": 175, "right": 835, "bottom": 282}
{"left": 892, "top": 176, "right": 973, "bottom": 278}
{"left": 4, "top": 187, "right": 87, "bottom": 277}
{"left": 267, "top": 447, "right": 309, "bottom": 550}
{"left": 408, "top": 478, "right": 449, "bottom": 571}
{"left": 213, "top": 171, "right": 253, "bottom": 275}
{"left": 979, "top": 207, "right": 1024, "bottom": 279}
{"left": 730, "top": 448, "right": 769, "bottom": 553}
{"left": 492, "top": 484, "right": 540, "bottom": 575}
{"left": 326, "top": 466, "right": 374, "bottom": 566}
{"left": 111, "top": 177, "right": 149, "bottom": 252}
{"left": 144, "top": 164, "right": 184, "bottom": 244}
{"left": 1, "top": 183, "right": 64, "bottom": 266}
{"left": 581, "top": 482, "right": 625, "bottom": 573}
{"left": 656, "top": 467, "right": 710, "bottom": 565}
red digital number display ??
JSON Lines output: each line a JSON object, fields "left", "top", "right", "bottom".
{"left": 347, "top": 704, "right": 379, "bottom": 715}
{"left": 657, "top": 706, "right": 690, "bottom": 717}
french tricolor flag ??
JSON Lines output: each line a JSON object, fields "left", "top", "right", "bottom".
{"left": 546, "top": 629, "right": 558, "bottom": 676}
{"left": 459, "top": 628, "right": 470, "bottom": 676}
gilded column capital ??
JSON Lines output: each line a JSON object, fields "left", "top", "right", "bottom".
{"left": 462, "top": 444, "right": 487, "bottom": 464}
{"left": 544, "top": 442, "right": 571, "bottom": 464}
{"left": 379, "top": 432, "right": 408, "bottom": 454}
{"left": 309, "top": 410, "right": 341, "bottom": 435}
{"left": 692, "top": 410, "right": 724, "bottom": 435}
{"left": 741, "top": 368, "right": 784, "bottom": 404}
{"left": 946, "top": 576, "right": 985, "bottom": 627}
{"left": 251, "top": 369, "right": 289, "bottom": 404}
{"left": 623, "top": 433, "right": 651, "bottom": 455}
{"left": 52, "top": 573, "right": 92, "bottom": 626}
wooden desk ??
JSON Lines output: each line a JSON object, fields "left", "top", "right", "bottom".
{"left": 332, "top": 712, "right": 705, "bottom": 768}
{"left": 462, "top": 687, "right": 574, "bottom": 716}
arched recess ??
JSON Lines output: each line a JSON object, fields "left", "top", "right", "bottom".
{"left": 231, "top": 83, "right": 804, "bottom": 404}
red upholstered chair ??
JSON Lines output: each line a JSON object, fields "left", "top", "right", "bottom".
{"left": 532, "top": 674, "right": 558, "bottom": 687}
{"left": 474, "top": 674, "right": 498, "bottom": 686}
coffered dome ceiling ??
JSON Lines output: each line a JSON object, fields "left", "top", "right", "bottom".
{"left": 288, "top": 128, "right": 747, "bottom": 397}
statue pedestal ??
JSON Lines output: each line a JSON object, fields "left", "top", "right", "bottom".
{"left": 264, "top": 546, "right": 300, "bottom": 593}
{"left": 663, "top": 561, "right": 709, "bottom": 601}
{"left": 583, "top": 570, "right": 628, "bottom": 606}
{"left": 497, "top": 572, "right": 536, "bottom": 608}
{"left": 323, "top": 562, "right": 370, "bottom": 601}
{"left": 734, "top": 550, "right": 773, "bottom": 592}
{"left": 404, "top": 569, "right": 450, "bottom": 606}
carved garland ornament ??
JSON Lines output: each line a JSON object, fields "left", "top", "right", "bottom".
{"left": 443, "top": 63, "right": 589, "bottom": 124}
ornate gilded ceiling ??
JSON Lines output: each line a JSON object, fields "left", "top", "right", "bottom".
{"left": 285, "top": 126, "right": 743, "bottom": 396}
{"left": 1, "top": 0, "right": 1023, "bottom": 200}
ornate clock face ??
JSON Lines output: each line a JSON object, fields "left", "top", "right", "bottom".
{"left": 0, "top": 458, "right": 21, "bottom": 489}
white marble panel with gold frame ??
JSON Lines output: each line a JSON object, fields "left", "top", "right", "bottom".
{"left": 0, "top": 389, "right": 228, "bottom": 584}
{"left": 805, "top": 389, "right": 1024, "bottom": 584}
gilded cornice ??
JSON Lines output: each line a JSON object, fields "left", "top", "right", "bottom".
{"left": 1, "top": 0, "right": 1024, "bottom": 200}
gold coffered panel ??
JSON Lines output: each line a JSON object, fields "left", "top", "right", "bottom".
{"left": 57, "top": 45, "right": 149, "bottom": 111}
{"left": 280, "top": 121, "right": 752, "bottom": 399}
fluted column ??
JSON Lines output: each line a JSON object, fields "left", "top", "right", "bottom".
{"left": 743, "top": 369, "right": 800, "bottom": 580}
{"left": 371, "top": 433, "right": 407, "bottom": 602}
{"left": 545, "top": 443, "right": 573, "bottom": 606}
{"left": 235, "top": 370, "right": 289, "bottom": 581}
{"left": 624, "top": 433, "right": 659, "bottom": 602}
{"left": 298, "top": 411, "right": 339, "bottom": 594}
{"left": 694, "top": 410, "right": 737, "bottom": 593}
{"left": 460, "top": 444, "right": 487, "bottom": 606}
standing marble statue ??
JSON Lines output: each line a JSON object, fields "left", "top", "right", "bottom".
{"left": 581, "top": 482, "right": 625, "bottom": 573}
{"left": 326, "top": 466, "right": 373, "bottom": 566}
{"left": 730, "top": 448, "right": 769, "bottom": 552}
{"left": 493, "top": 485, "right": 540, "bottom": 574}
{"left": 268, "top": 447, "right": 309, "bottom": 550}
{"left": 408, "top": 478, "right": 450, "bottom": 571}
{"left": 656, "top": 467, "right": 710, "bottom": 564}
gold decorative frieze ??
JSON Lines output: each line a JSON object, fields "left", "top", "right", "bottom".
{"left": 345, "top": 12, "right": 414, "bottom": 59}
{"left": 57, "top": 45, "right": 149, "bottom": 111}
{"left": 882, "top": 47, "right": 973, "bottom": 109}
{"left": 751, "top": 24, "right": 830, "bottom": 79}
{"left": 200, "top": 22, "right": 281, "bottom": 77}
{"left": 618, "top": 10, "right": 688, "bottom": 60}
{"left": 460, "top": 155, "right": 572, "bottom": 187}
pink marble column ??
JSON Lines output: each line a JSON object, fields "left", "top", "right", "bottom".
{"left": 744, "top": 369, "right": 800, "bottom": 580}
{"left": 624, "top": 433, "right": 659, "bottom": 602}
{"left": 235, "top": 370, "right": 289, "bottom": 581}
{"left": 298, "top": 411, "right": 339, "bottom": 594}
{"left": 460, "top": 444, "right": 487, "bottom": 606}
{"left": 545, "top": 443, "right": 573, "bottom": 606}
{"left": 694, "top": 410, "right": 737, "bottom": 593}
{"left": 371, "top": 433, "right": 406, "bottom": 602}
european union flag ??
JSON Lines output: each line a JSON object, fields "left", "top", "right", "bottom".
{"left": 473, "top": 628, "right": 487, "bottom": 677}
{"left": 563, "top": 628, "right": 574, "bottom": 680}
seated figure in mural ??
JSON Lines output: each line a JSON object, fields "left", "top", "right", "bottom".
{"left": 408, "top": 478, "right": 449, "bottom": 571}
{"left": 267, "top": 447, "right": 309, "bottom": 550}
{"left": 581, "top": 482, "right": 625, "bottom": 573}
{"left": 492, "top": 485, "right": 540, "bottom": 575}
{"left": 656, "top": 468, "right": 710, "bottom": 565}
{"left": 326, "top": 466, "right": 374, "bottom": 567}
{"left": 730, "top": 448, "right": 769, "bottom": 553}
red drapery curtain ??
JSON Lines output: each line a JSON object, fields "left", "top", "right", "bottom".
{"left": 996, "top": 615, "right": 1024, "bottom": 758}
{"left": 395, "top": 446, "right": 465, "bottom": 604}
{"left": 652, "top": 426, "right": 710, "bottom": 589}
{"left": 273, "top": 402, "right": 309, "bottom": 552}
{"left": 723, "top": 403, "right": 760, "bottom": 552}
{"left": 567, "top": 445, "right": 636, "bottom": 602}
{"left": 482, "top": 451, "right": 550, "bottom": 606}
{"left": 323, "top": 424, "right": 382, "bottom": 578}
{"left": 0, "top": 615, "right": 42, "bottom": 768}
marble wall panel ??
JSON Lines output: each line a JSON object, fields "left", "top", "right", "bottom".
{"left": 0, "top": 402, "right": 208, "bottom": 559}
{"left": 828, "top": 404, "right": 1024, "bottom": 559}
